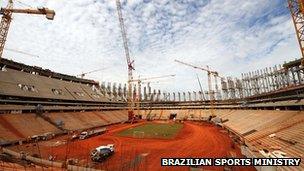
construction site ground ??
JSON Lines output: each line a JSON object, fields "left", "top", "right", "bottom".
{"left": 9, "top": 121, "right": 256, "bottom": 171}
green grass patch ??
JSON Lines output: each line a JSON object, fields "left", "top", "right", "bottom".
{"left": 117, "top": 123, "right": 183, "bottom": 139}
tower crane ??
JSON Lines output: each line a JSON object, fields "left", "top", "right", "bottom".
{"left": 0, "top": 0, "right": 55, "bottom": 60}
{"left": 175, "top": 59, "right": 222, "bottom": 117}
{"left": 131, "top": 74, "right": 175, "bottom": 116}
{"left": 288, "top": 0, "right": 304, "bottom": 66}
{"left": 77, "top": 68, "right": 107, "bottom": 78}
{"left": 116, "top": 0, "right": 135, "bottom": 122}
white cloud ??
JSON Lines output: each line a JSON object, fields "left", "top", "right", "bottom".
{"left": 2, "top": 0, "right": 300, "bottom": 94}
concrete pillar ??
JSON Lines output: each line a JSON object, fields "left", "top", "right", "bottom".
{"left": 188, "top": 91, "right": 191, "bottom": 101}
{"left": 118, "top": 83, "right": 122, "bottom": 98}
{"left": 143, "top": 86, "right": 147, "bottom": 101}
{"left": 101, "top": 82, "right": 106, "bottom": 96}
{"left": 148, "top": 83, "right": 152, "bottom": 101}
{"left": 193, "top": 91, "right": 197, "bottom": 101}
{"left": 133, "top": 84, "right": 137, "bottom": 101}
{"left": 123, "top": 83, "right": 127, "bottom": 99}
{"left": 157, "top": 90, "right": 161, "bottom": 101}
{"left": 151, "top": 89, "right": 156, "bottom": 101}
{"left": 107, "top": 82, "right": 112, "bottom": 98}
{"left": 173, "top": 92, "right": 176, "bottom": 101}
{"left": 112, "top": 82, "right": 117, "bottom": 98}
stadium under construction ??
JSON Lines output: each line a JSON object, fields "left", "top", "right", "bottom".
{"left": 0, "top": 0, "right": 304, "bottom": 171}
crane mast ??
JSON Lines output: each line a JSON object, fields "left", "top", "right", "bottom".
{"left": 116, "top": 0, "right": 135, "bottom": 122}
{"left": 0, "top": 0, "right": 13, "bottom": 59}
{"left": 0, "top": 0, "right": 55, "bottom": 60}
{"left": 288, "top": 0, "right": 304, "bottom": 65}
{"left": 175, "top": 59, "right": 221, "bottom": 117}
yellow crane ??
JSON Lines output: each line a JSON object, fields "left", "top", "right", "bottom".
{"left": 175, "top": 59, "right": 222, "bottom": 117}
{"left": 131, "top": 74, "right": 175, "bottom": 117}
{"left": 0, "top": 0, "right": 55, "bottom": 60}
{"left": 288, "top": 0, "right": 304, "bottom": 66}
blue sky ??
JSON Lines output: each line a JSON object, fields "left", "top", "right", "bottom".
{"left": 2, "top": 0, "right": 300, "bottom": 93}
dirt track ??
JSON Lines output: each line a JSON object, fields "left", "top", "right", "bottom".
{"left": 17, "top": 121, "right": 255, "bottom": 171}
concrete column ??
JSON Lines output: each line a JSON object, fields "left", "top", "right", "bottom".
{"left": 173, "top": 92, "right": 176, "bottom": 101}
{"left": 107, "top": 82, "right": 112, "bottom": 98}
{"left": 188, "top": 91, "right": 191, "bottom": 101}
{"left": 118, "top": 83, "right": 122, "bottom": 98}
{"left": 148, "top": 83, "right": 152, "bottom": 101}
{"left": 112, "top": 82, "right": 117, "bottom": 98}
{"left": 101, "top": 82, "right": 106, "bottom": 96}
{"left": 157, "top": 90, "right": 161, "bottom": 101}
{"left": 153, "top": 89, "right": 157, "bottom": 101}
{"left": 123, "top": 83, "right": 127, "bottom": 99}
{"left": 193, "top": 91, "right": 197, "bottom": 101}
{"left": 143, "top": 86, "right": 147, "bottom": 101}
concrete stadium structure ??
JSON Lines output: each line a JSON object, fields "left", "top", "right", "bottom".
{"left": 0, "top": 57, "right": 303, "bottom": 171}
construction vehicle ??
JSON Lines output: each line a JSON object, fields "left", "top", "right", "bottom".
{"left": 79, "top": 128, "right": 107, "bottom": 140}
{"left": 90, "top": 144, "right": 114, "bottom": 162}
{"left": 0, "top": 0, "right": 55, "bottom": 60}
{"left": 175, "top": 59, "right": 223, "bottom": 117}
{"left": 116, "top": 0, "right": 135, "bottom": 122}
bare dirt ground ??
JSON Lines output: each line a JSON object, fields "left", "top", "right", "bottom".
{"left": 10, "top": 121, "right": 256, "bottom": 171}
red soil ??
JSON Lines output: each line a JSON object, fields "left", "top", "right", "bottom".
{"left": 35, "top": 121, "right": 255, "bottom": 171}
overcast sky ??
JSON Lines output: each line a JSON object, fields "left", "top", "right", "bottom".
{"left": 2, "top": 0, "right": 301, "bottom": 93}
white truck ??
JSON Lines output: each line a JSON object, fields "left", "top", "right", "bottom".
{"left": 90, "top": 144, "right": 114, "bottom": 162}
{"left": 79, "top": 128, "right": 107, "bottom": 140}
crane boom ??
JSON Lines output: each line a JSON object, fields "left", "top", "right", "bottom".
{"left": 4, "top": 48, "right": 39, "bottom": 58}
{"left": 131, "top": 74, "right": 175, "bottom": 82}
{"left": 0, "top": 0, "right": 55, "bottom": 60}
{"left": 1, "top": 8, "right": 55, "bottom": 19}
{"left": 175, "top": 59, "right": 218, "bottom": 75}
{"left": 116, "top": 0, "right": 135, "bottom": 122}
{"left": 77, "top": 68, "right": 107, "bottom": 78}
